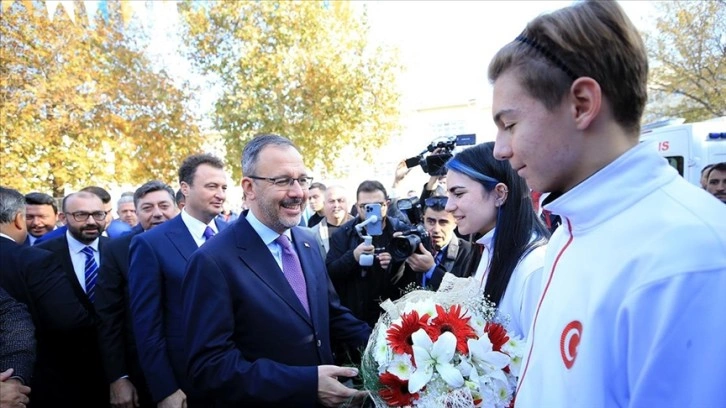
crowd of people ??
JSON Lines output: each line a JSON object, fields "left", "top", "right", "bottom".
{"left": 2, "top": 1, "right": 726, "bottom": 408}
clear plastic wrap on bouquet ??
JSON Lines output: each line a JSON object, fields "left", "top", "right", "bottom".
{"left": 361, "top": 274, "right": 524, "bottom": 408}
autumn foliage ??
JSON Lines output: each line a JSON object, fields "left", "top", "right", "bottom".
{"left": 1, "top": 0, "right": 204, "bottom": 196}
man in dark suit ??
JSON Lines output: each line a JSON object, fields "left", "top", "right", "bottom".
{"left": 182, "top": 134, "right": 370, "bottom": 407}
{"left": 96, "top": 181, "right": 179, "bottom": 408}
{"left": 35, "top": 190, "right": 110, "bottom": 407}
{"left": 128, "top": 154, "right": 228, "bottom": 408}
{"left": 0, "top": 186, "right": 99, "bottom": 408}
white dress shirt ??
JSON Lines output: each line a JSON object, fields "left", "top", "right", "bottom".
{"left": 66, "top": 230, "right": 100, "bottom": 293}
{"left": 245, "top": 210, "right": 292, "bottom": 272}
{"left": 180, "top": 209, "right": 218, "bottom": 248}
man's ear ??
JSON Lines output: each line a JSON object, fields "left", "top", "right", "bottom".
{"left": 180, "top": 181, "right": 190, "bottom": 197}
{"left": 570, "top": 77, "right": 601, "bottom": 130}
{"left": 13, "top": 211, "right": 25, "bottom": 231}
{"left": 241, "top": 178, "right": 255, "bottom": 201}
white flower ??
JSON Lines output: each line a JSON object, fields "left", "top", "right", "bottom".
{"left": 401, "top": 299, "right": 438, "bottom": 321}
{"left": 467, "top": 335, "right": 511, "bottom": 385}
{"left": 469, "top": 315, "right": 488, "bottom": 337}
{"left": 373, "top": 326, "right": 390, "bottom": 368}
{"left": 501, "top": 336, "right": 525, "bottom": 377}
{"left": 386, "top": 353, "right": 414, "bottom": 380}
{"left": 408, "top": 329, "right": 464, "bottom": 393}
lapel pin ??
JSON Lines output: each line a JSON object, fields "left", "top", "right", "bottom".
{"left": 304, "top": 242, "right": 310, "bottom": 248}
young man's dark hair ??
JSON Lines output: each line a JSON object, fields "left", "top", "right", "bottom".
{"left": 178, "top": 154, "right": 225, "bottom": 186}
{"left": 25, "top": 192, "right": 58, "bottom": 214}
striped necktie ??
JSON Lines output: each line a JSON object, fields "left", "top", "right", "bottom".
{"left": 81, "top": 246, "right": 98, "bottom": 302}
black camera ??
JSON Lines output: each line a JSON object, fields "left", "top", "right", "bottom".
{"left": 404, "top": 134, "right": 477, "bottom": 176}
{"left": 396, "top": 196, "right": 423, "bottom": 226}
{"left": 390, "top": 224, "right": 433, "bottom": 262}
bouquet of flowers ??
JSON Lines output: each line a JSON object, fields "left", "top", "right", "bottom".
{"left": 361, "top": 275, "right": 524, "bottom": 408}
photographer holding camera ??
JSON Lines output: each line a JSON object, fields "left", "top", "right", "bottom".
{"left": 325, "top": 180, "right": 411, "bottom": 328}
{"left": 389, "top": 196, "right": 479, "bottom": 292}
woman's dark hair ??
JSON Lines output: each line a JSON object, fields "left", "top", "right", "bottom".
{"left": 446, "top": 142, "right": 549, "bottom": 305}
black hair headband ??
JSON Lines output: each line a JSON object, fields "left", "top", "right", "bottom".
{"left": 515, "top": 35, "right": 578, "bottom": 81}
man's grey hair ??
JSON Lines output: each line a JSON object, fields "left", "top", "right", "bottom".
{"left": 117, "top": 194, "right": 135, "bottom": 208}
{"left": 133, "top": 181, "right": 175, "bottom": 209}
{"left": 242, "top": 134, "right": 299, "bottom": 177}
{"left": 0, "top": 186, "right": 26, "bottom": 224}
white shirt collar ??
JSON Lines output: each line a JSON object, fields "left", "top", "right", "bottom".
{"left": 0, "top": 232, "right": 15, "bottom": 242}
{"left": 66, "top": 229, "right": 100, "bottom": 253}
{"left": 180, "top": 208, "right": 218, "bottom": 241}
{"left": 476, "top": 228, "right": 495, "bottom": 249}
{"left": 246, "top": 209, "right": 291, "bottom": 245}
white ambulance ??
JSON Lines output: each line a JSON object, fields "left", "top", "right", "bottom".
{"left": 639, "top": 117, "right": 726, "bottom": 186}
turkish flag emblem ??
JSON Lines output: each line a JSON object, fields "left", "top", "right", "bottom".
{"left": 559, "top": 320, "right": 583, "bottom": 369}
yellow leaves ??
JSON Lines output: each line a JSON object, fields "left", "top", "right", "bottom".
{"left": 1, "top": 0, "right": 204, "bottom": 195}
{"left": 179, "top": 0, "right": 402, "bottom": 179}
{"left": 644, "top": 0, "right": 725, "bottom": 122}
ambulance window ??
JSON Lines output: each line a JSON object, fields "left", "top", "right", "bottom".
{"left": 665, "top": 156, "right": 684, "bottom": 176}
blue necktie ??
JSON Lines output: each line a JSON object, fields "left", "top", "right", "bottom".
{"left": 203, "top": 226, "right": 215, "bottom": 241}
{"left": 275, "top": 235, "right": 309, "bottom": 315}
{"left": 81, "top": 246, "right": 98, "bottom": 302}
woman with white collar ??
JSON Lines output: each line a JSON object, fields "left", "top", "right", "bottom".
{"left": 444, "top": 142, "right": 549, "bottom": 338}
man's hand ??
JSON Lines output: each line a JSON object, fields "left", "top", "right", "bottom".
{"left": 377, "top": 252, "right": 392, "bottom": 270}
{"left": 157, "top": 389, "right": 186, "bottom": 408}
{"left": 110, "top": 378, "right": 139, "bottom": 408}
{"left": 392, "top": 159, "right": 411, "bottom": 187}
{"left": 317, "top": 365, "right": 367, "bottom": 408}
{"left": 353, "top": 241, "right": 374, "bottom": 263}
{"left": 0, "top": 369, "right": 31, "bottom": 408}
{"left": 405, "top": 244, "right": 435, "bottom": 272}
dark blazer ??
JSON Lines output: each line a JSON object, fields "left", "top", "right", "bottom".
{"left": 182, "top": 215, "right": 371, "bottom": 407}
{"left": 35, "top": 234, "right": 110, "bottom": 408}
{"left": 31, "top": 225, "right": 66, "bottom": 245}
{"left": 95, "top": 224, "right": 153, "bottom": 407}
{"left": 128, "top": 215, "right": 226, "bottom": 403}
{"left": 0, "top": 237, "right": 91, "bottom": 333}
{"left": 0, "top": 286, "right": 35, "bottom": 384}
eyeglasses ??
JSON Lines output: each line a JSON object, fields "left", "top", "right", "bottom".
{"left": 248, "top": 175, "right": 314, "bottom": 189}
{"left": 425, "top": 196, "right": 448, "bottom": 208}
{"left": 65, "top": 211, "right": 108, "bottom": 222}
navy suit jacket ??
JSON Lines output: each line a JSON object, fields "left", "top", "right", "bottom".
{"left": 182, "top": 215, "right": 371, "bottom": 407}
{"left": 95, "top": 224, "right": 154, "bottom": 407}
{"left": 128, "top": 214, "right": 226, "bottom": 403}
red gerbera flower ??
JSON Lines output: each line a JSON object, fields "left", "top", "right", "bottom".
{"left": 387, "top": 310, "right": 430, "bottom": 356}
{"left": 379, "top": 372, "right": 419, "bottom": 406}
{"left": 485, "top": 322, "right": 510, "bottom": 351}
{"left": 425, "top": 304, "right": 477, "bottom": 354}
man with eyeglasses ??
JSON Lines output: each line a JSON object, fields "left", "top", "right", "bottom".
{"left": 128, "top": 154, "right": 227, "bottom": 408}
{"left": 35, "top": 190, "right": 110, "bottom": 407}
{"left": 182, "top": 134, "right": 371, "bottom": 407}
{"left": 392, "top": 196, "right": 477, "bottom": 291}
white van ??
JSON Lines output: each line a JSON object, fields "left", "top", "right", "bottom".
{"left": 639, "top": 117, "right": 726, "bottom": 186}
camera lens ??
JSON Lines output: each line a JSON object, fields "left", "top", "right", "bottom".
{"left": 390, "top": 234, "right": 421, "bottom": 261}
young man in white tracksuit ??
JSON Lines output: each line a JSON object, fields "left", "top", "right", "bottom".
{"left": 487, "top": 1, "right": 726, "bottom": 407}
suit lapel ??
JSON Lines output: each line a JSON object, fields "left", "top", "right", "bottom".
{"left": 165, "top": 216, "right": 198, "bottom": 261}
{"left": 235, "top": 218, "right": 312, "bottom": 326}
